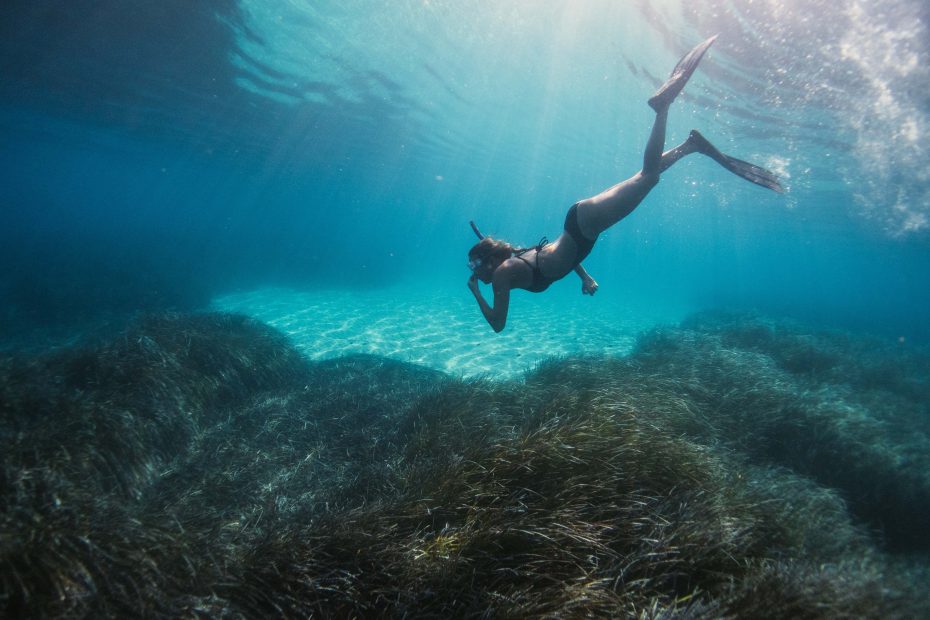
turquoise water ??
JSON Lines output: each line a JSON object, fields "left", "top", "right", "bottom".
{"left": 3, "top": 3, "right": 930, "bottom": 615}
{"left": 1, "top": 1, "right": 929, "bottom": 361}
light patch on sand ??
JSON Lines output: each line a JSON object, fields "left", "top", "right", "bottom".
{"left": 212, "top": 285, "right": 681, "bottom": 378}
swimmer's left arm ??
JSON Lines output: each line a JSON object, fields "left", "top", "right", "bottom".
{"left": 574, "top": 264, "right": 598, "bottom": 296}
{"left": 468, "top": 274, "right": 510, "bottom": 332}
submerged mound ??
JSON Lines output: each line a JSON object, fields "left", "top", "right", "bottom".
{"left": 631, "top": 312, "right": 930, "bottom": 552}
{"left": 1, "top": 312, "right": 927, "bottom": 617}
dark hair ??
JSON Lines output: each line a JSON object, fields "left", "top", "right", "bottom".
{"left": 468, "top": 237, "right": 515, "bottom": 263}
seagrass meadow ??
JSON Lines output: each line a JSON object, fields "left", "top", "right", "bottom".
{"left": 5, "top": 3, "right": 930, "bottom": 617}
{"left": 2, "top": 311, "right": 928, "bottom": 618}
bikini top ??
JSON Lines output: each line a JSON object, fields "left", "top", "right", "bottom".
{"left": 513, "top": 238, "right": 553, "bottom": 293}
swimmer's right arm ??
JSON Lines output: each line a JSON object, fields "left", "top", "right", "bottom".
{"left": 574, "top": 264, "right": 598, "bottom": 296}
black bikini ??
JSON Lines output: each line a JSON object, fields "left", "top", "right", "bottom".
{"left": 516, "top": 203, "right": 598, "bottom": 293}
{"left": 515, "top": 253, "right": 553, "bottom": 293}
{"left": 564, "top": 203, "right": 596, "bottom": 263}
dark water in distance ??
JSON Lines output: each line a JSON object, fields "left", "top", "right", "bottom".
{"left": 1, "top": 0, "right": 929, "bottom": 343}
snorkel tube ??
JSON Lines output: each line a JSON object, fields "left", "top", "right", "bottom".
{"left": 469, "top": 220, "right": 485, "bottom": 240}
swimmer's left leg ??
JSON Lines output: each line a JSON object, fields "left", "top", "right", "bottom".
{"left": 660, "top": 130, "right": 784, "bottom": 192}
{"left": 578, "top": 129, "right": 782, "bottom": 235}
{"left": 686, "top": 130, "right": 784, "bottom": 192}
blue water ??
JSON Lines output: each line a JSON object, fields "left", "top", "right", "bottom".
{"left": 2, "top": 0, "right": 930, "bottom": 364}
{"left": 4, "top": 4, "right": 930, "bottom": 614}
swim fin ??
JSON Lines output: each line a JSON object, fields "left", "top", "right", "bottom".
{"left": 649, "top": 34, "right": 719, "bottom": 112}
{"left": 689, "top": 130, "right": 784, "bottom": 193}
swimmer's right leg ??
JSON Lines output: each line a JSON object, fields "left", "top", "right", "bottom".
{"left": 574, "top": 101, "right": 677, "bottom": 234}
{"left": 642, "top": 35, "right": 717, "bottom": 176}
{"left": 575, "top": 36, "right": 739, "bottom": 237}
{"left": 648, "top": 35, "right": 718, "bottom": 112}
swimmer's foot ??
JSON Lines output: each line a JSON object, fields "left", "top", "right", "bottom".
{"left": 688, "top": 129, "right": 785, "bottom": 192}
{"left": 648, "top": 34, "right": 719, "bottom": 112}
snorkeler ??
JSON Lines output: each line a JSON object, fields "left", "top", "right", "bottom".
{"left": 467, "top": 35, "right": 783, "bottom": 332}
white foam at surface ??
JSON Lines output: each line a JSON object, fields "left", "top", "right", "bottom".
{"left": 836, "top": 0, "right": 930, "bottom": 234}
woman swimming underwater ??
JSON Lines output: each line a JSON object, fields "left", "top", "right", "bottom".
{"left": 467, "top": 35, "right": 782, "bottom": 332}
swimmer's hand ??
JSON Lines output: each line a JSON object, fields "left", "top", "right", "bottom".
{"left": 467, "top": 274, "right": 481, "bottom": 295}
{"left": 582, "top": 277, "right": 599, "bottom": 296}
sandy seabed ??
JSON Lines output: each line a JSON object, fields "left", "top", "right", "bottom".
{"left": 211, "top": 284, "right": 679, "bottom": 377}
